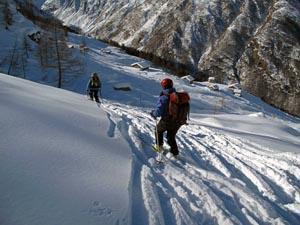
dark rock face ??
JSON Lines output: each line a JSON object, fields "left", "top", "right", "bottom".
{"left": 42, "top": 0, "right": 300, "bottom": 116}
{"left": 238, "top": 1, "right": 300, "bottom": 117}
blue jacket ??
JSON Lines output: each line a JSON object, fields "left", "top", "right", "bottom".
{"left": 152, "top": 87, "right": 176, "bottom": 118}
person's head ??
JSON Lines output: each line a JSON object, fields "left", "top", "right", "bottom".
{"left": 91, "top": 72, "right": 98, "bottom": 79}
{"left": 161, "top": 78, "right": 173, "bottom": 89}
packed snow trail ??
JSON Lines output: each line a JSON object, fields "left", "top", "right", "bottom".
{"left": 100, "top": 101, "right": 300, "bottom": 225}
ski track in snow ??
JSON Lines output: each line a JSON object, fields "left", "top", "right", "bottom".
{"left": 101, "top": 101, "right": 300, "bottom": 225}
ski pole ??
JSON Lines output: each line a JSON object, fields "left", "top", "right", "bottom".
{"left": 99, "top": 88, "right": 103, "bottom": 99}
{"left": 155, "top": 119, "right": 163, "bottom": 162}
{"left": 86, "top": 89, "right": 90, "bottom": 99}
{"left": 155, "top": 119, "right": 158, "bottom": 146}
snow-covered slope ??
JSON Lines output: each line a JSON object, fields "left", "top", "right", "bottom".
{"left": 1, "top": 57, "right": 300, "bottom": 224}
{"left": 1, "top": 3, "right": 300, "bottom": 224}
{"left": 0, "top": 74, "right": 132, "bottom": 225}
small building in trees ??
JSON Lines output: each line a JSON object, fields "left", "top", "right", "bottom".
{"left": 130, "top": 61, "right": 151, "bottom": 71}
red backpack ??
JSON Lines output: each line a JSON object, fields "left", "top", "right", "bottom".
{"left": 168, "top": 92, "right": 190, "bottom": 125}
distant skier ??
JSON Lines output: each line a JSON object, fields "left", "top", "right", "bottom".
{"left": 150, "top": 78, "right": 182, "bottom": 159}
{"left": 87, "top": 72, "right": 101, "bottom": 103}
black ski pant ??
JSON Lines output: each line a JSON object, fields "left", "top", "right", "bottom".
{"left": 155, "top": 119, "right": 181, "bottom": 156}
{"left": 89, "top": 89, "right": 100, "bottom": 102}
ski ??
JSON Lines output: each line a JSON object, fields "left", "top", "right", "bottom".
{"left": 151, "top": 145, "right": 163, "bottom": 153}
{"left": 86, "top": 96, "right": 102, "bottom": 107}
{"left": 155, "top": 158, "right": 164, "bottom": 164}
{"left": 151, "top": 145, "right": 182, "bottom": 165}
{"left": 151, "top": 145, "right": 164, "bottom": 164}
{"left": 95, "top": 100, "right": 101, "bottom": 108}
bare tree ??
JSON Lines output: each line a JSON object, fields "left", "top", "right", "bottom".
{"left": 5, "top": 34, "right": 31, "bottom": 77}
{"left": 7, "top": 38, "right": 18, "bottom": 75}
{"left": 22, "top": 33, "right": 30, "bottom": 59}
{"left": 38, "top": 21, "right": 85, "bottom": 88}
{"left": 0, "top": 0, "right": 13, "bottom": 29}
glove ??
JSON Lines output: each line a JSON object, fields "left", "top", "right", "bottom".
{"left": 150, "top": 110, "right": 156, "bottom": 119}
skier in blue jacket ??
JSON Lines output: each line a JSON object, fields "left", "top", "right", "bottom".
{"left": 150, "top": 78, "right": 181, "bottom": 158}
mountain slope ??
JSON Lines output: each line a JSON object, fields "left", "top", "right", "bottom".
{"left": 41, "top": 0, "right": 300, "bottom": 117}
{"left": 1, "top": 3, "right": 300, "bottom": 224}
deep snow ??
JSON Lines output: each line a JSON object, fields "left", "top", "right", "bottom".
{"left": 1, "top": 1, "right": 300, "bottom": 225}
{"left": 0, "top": 74, "right": 132, "bottom": 225}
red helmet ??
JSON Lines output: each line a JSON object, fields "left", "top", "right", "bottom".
{"left": 161, "top": 78, "right": 173, "bottom": 89}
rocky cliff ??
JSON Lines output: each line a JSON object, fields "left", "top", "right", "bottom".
{"left": 42, "top": 0, "right": 300, "bottom": 116}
